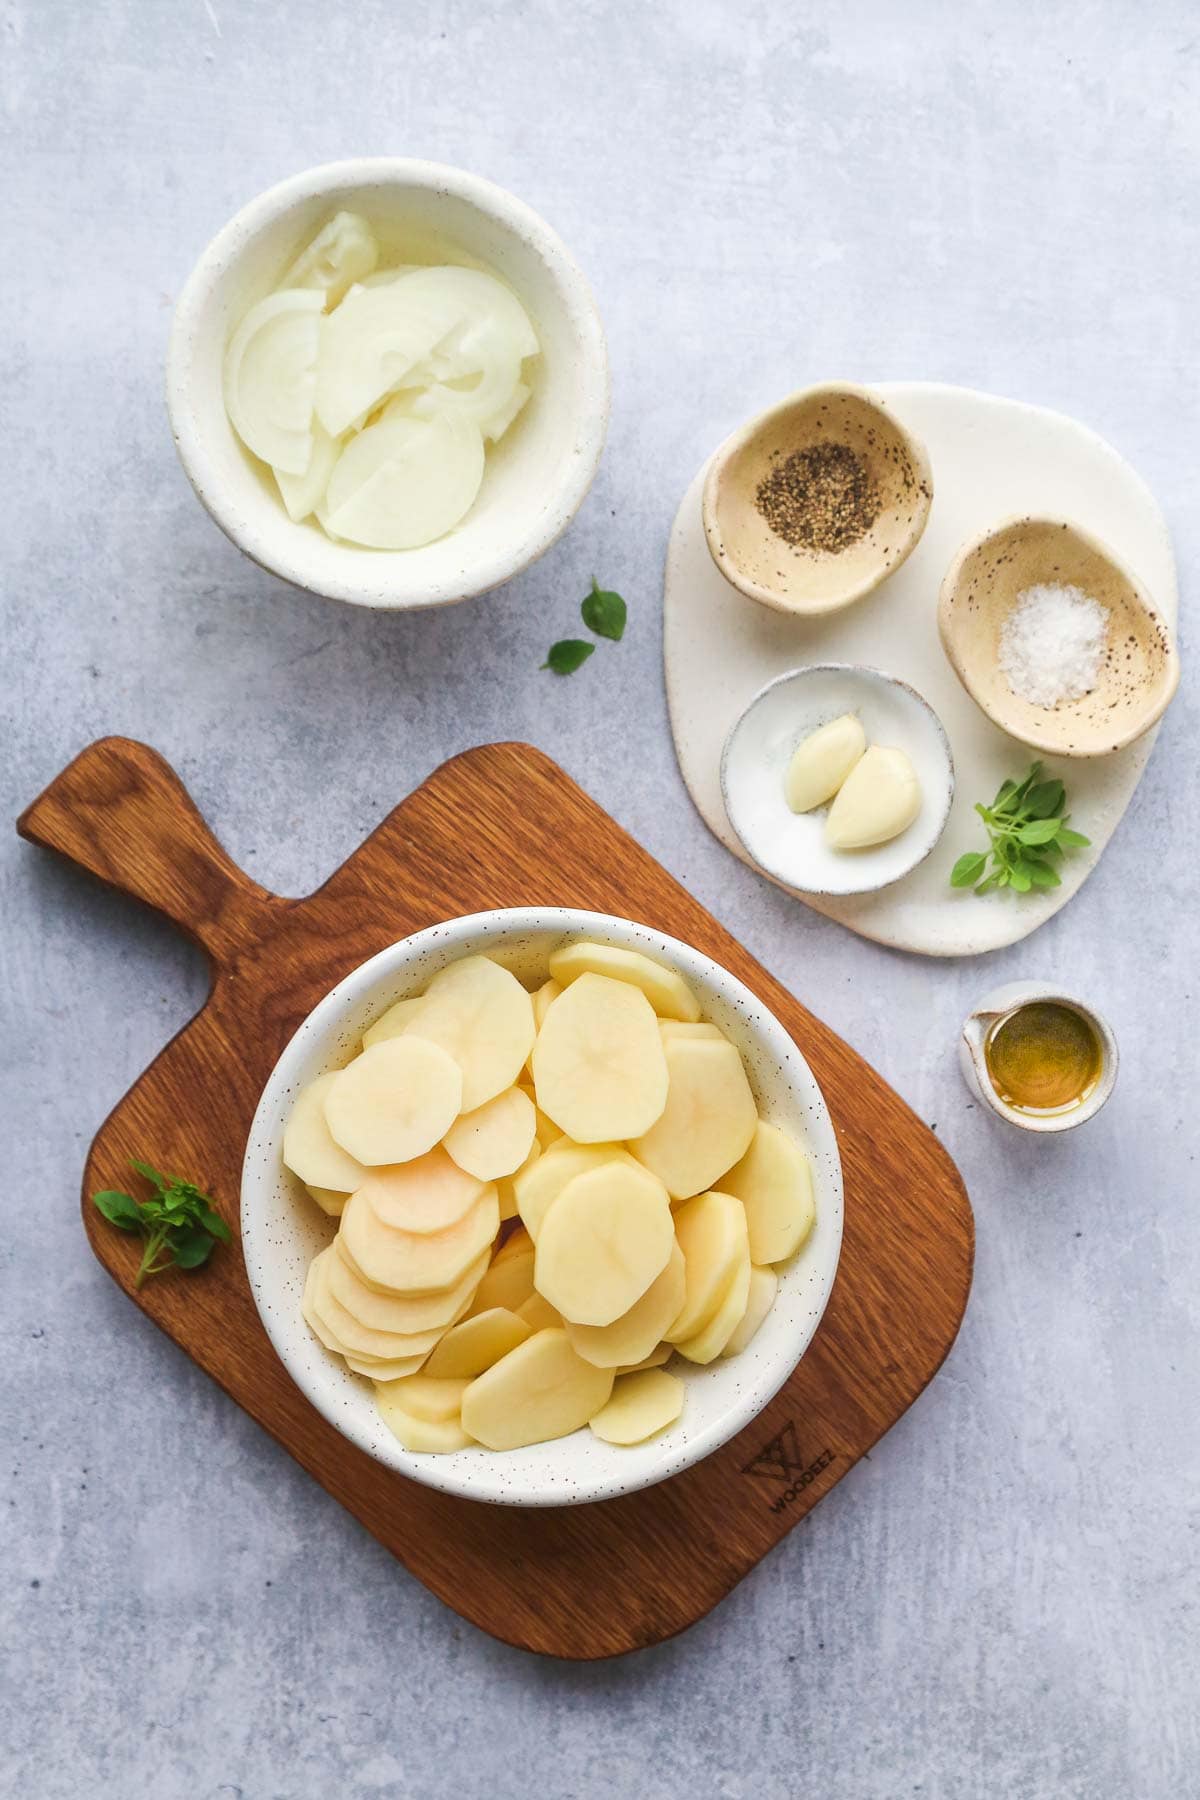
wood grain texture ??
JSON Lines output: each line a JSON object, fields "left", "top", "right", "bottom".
{"left": 17, "top": 736, "right": 974, "bottom": 1660}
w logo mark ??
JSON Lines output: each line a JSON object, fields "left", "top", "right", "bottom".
{"left": 742, "top": 1419, "right": 807, "bottom": 1482}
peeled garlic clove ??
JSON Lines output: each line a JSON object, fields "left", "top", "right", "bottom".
{"left": 281, "top": 211, "right": 379, "bottom": 306}
{"left": 784, "top": 713, "right": 867, "bottom": 813}
{"left": 825, "top": 745, "right": 922, "bottom": 849}
{"left": 223, "top": 289, "right": 324, "bottom": 474}
{"left": 314, "top": 284, "right": 452, "bottom": 435}
{"left": 324, "top": 412, "right": 485, "bottom": 550}
{"left": 273, "top": 419, "right": 340, "bottom": 522}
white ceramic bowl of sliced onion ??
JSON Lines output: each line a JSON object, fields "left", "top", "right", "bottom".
{"left": 167, "top": 160, "right": 609, "bottom": 609}
{"left": 241, "top": 909, "right": 844, "bottom": 1507}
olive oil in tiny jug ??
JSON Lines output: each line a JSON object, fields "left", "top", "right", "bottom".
{"left": 959, "top": 982, "right": 1117, "bottom": 1133}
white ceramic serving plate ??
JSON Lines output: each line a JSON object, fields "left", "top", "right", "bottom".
{"left": 241, "top": 908, "right": 843, "bottom": 1508}
{"left": 167, "top": 159, "right": 609, "bottom": 610}
{"left": 721, "top": 664, "right": 954, "bottom": 896}
{"left": 664, "top": 383, "right": 1179, "bottom": 957}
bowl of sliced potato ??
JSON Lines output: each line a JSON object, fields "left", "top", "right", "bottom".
{"left": 242, "top": 909, "right": 843, "bottom": 1506}
{"left": 167, "top": 159, "right": 609, "bottom": 608}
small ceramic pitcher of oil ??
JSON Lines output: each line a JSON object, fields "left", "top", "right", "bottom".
{"left": 959, "top": 981, "right": 1117, "bottom": 1133}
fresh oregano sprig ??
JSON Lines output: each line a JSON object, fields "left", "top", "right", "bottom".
{"left": 543, "top": 578, "right": 627, "bottom": 674}
{"left": 951, "top": 762, "right": 1090, "bottom": 895}
{"left": 92, "top": 1159, "right": 230, "bottom": 1288}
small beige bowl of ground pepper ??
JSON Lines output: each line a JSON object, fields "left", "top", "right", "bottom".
{"left": 702, "top": 382, "right": 933, "bottom": 617}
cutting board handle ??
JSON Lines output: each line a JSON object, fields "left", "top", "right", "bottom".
{"left": 17, "top": 736, "right": 282, "bottom": 962}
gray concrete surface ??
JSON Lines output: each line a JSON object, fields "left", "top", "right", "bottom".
{"left": 3, "top": 2, "right": 1198, "bottom": 1795}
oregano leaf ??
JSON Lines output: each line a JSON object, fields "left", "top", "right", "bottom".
{"left": 541, "top": 639, "right": 595, "bottom": 676}
{"left": 580, "top": 579, "right": 627, "bottom": 642}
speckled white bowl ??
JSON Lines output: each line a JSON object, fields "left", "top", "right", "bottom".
{"left": 241, "top": 908, "right": 843, "bottom": 1507}
{"left": 721, "top": 664, "right": 955, "bottom": 897}
{"left": 167, "top": 159, "right": 609, "bottom": 609}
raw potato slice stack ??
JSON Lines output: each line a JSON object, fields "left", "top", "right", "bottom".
{"left": 281, "top": 937, "right": 820, "bottom": 1456}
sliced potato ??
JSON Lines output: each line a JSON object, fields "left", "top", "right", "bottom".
{"left": 566, "top": 1243, "right": 686, "bottom": 1369}
{"left": 534, "top": 1159, "right": 674, "bottom": 1327}
{"left": 305, "top": 1183, "right": 347, "bottom": 1217}
{"left": 341, "top": 1184, "right": 499, "bottom": 1294}
{"left": 423, "top": 1306, "right": 531, "bottom": 1378}
{"left": 346, "top": 1351, "right": 429, "bottom": 1380}
{"left": 516, "top": 1291, "right": 562, "bottom": 1331}
{"left": 460, "top": 1329, "right": 614, "bottom": 1451}
{"left": 493, "top": 1223, "right": 533, "bottom": 1264}
{"left": 514, "top": 1139, "right": 627, "bottom": 1240}
{"left": 631, "top": 1036, "right": 758, "bottom": 1200}
{"left": 720, "top": 1121, "right": 816, "bottom": 1264}
{"left": 666, "top": 1190, "right": 749, "bottom": 1343}
{"left": 362, "top": 995, "right": 425, "bottom": 1049}
{"left": 404, "top": 955, "right": 535, "bottom": 1111}
{"left": 673, "top": 1248, "right": 752, "bottom": 1365}
{"left": 532, "top": 973, "right": 669, "bottom": 1144}
{"left": 722, "top": 1264, "right": 779, "bottom": 1356}
{"left": 355, "top": 1148, "right": 484, "bottom": 1235}
{"left": 374, "top": 1392, "right": 473, "bottom": 1453}
{"left": 308, "top": 1249, "right": 448, "bottom": 1360}
{"left": 375, "top": 1374, "right": 469, "bottom": 1423}
{"left": 324, "top": 1037, "right": 463, "bottom": 1166}
{"left": 283, "top": 1072, "right": 368, "bottom": 1192}
{"left": 588, "top": 1369, "right": 685, "bottom": 1445}
{"left": 444, "top": 1085, "right": 536, "bottom": 1181}
{"left": 658, "top": 1021, "right": 725, "bottom": 1042}
{"left": 518, "top": 1082, "right": 564, "bottom": 1151}
{"left": 496, "top": 1141, "right": 539, "bottom": 1222}
{"left": 532, "top": 978, "right": 561, "bottom": 1030}
{"left": 547, "top": 941, "right": 701, "bottom": 1023}
{"left": 328, "top": 1235, "right": 485, "bottom": 1333}
{"left": 468, "top": 1249, "right": 535, "bottom": 1316}
{"left": 618, "top": 1342, "right": 672, "bottom": 1374}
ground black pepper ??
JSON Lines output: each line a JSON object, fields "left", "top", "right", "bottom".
{"left": 755, "top": 441, "right": 880, "bottom": 553}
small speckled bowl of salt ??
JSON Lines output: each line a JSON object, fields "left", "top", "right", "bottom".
{"left": 939, "top": 517, "right": 1179, "bottom": 758}
{"left": 998, "top": 584, "right": 1109, "bottom": 708}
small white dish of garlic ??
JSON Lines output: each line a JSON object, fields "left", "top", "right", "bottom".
{"left": 223, "top": 210, "right": 540, "bottom": 551}
{"left": 720, "top": 663, "right": 955, "bottom": 896}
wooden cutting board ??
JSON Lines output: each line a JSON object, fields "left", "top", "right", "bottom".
{"left": 18, "top": 736, "right": 973, "bottom": 1660}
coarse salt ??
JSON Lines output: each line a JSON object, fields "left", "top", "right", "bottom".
{"left": 998, "top": 583, "right": 1109, "bottom": 708}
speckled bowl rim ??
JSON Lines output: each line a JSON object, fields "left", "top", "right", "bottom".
{"left": 937, "top": 514, "right": 1181, "bottom": 756}
{"left": 701, "top": 381, "right": 934, "bottom": 617}
{"left": 166, "top": 158, "right": 610, "bottom": 611}
{"left": 241, "top": 908, "right": 844, "bottom": 1508}
{"left": 720, "top": 663, "right": 956, "bottom": 896}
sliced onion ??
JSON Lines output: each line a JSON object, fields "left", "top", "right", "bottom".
{"left": 224, "top": 289, "right": 324, "bottom": 474}
{"left": 408, "top": 315, "right": 523, "bottom": 434}
{"left": 324, "top": 412, "right": 485, "bottom": 550}
{"left": 273, "top": 420, "right": 339, "bottom": 522}
{"left": 387, "top": 265, "right": 538, "bottom": 359}
{"left": 315, "top": 284, "right": 452, "bottom": 436}
{"left": 357, "top": 264, "right": 421, "bottom": 288}
{"left": 280, "top": 212, "right": 379, "bottom": 306}
{"left": 480, "top": 379, "right": 531, "bottom": 443}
